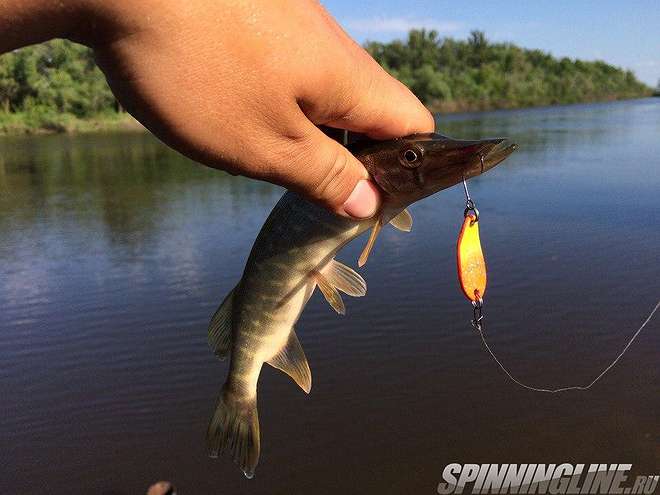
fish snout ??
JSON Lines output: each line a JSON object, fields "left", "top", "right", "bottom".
{"left": 458, "top": 138, "right": 518, "bottom": 179}
{"left": 478, "top": 139, "right": 518, "bottom": 174}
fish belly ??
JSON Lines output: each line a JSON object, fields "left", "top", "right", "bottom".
{"left": 228, "top": 271, "right": 316, "bottom": 398}
{"left": 227, "top": 192, "right": 369, "bottom": 397}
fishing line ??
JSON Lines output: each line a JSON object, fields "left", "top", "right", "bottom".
{"left": 472, "top": 300, "right": 659, "bottom": 393}
{"left": 457, "top": 173, "right": 659, "bottom": 393}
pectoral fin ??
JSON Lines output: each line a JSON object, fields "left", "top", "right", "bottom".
{"left": 208, "top": 289, "right": 234, "bottom": 359}
{"left": 358, "top": 217, "right": 382, "bottom": 267}
{"left": 267, "top": 330, "right": 312, "bottom": 393}
{"left": 314, "top": 271, "right": 346, "bottom": 315}
{"left": 389, "top": 208, "right": 413, "bottom": 232}
{"left": 320, "top": 259, "right": 366, "bottom": 297}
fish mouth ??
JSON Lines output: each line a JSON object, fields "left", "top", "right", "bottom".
{"left": 405, "top": 133, "right": 518, "bottom": 190}
{"left": 476, "top": 138, "right": 518, "bottom": 175}
{"left": 416, "top": 133, "right": 517, "bottom": 179}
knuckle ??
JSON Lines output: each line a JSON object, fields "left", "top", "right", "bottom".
{"left": 253, "top": 128, "right": 357, "bottom": 209}
{"left": 254, "top": 131, "right": 310, "bottom": 181}
{"left": 343, "top": 70, "right": 381, "bottom": 120}
{"left": 312, "top": 146, "right": 353, "bottom": 206}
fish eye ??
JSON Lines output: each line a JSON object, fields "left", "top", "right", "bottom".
{"left": 399, "top": 146, "right": 423, "bottom": 168}
{"left": 404, "top": 149, "right": 418, "bottom": 162}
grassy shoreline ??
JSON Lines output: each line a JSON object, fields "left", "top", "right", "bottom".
{"left": 0, "top": 111, "right": 144, "bottom": 136}
{"left": 0, "top": 94, "right": 653, "bottom": 137}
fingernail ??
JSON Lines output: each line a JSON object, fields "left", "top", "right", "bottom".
{"left": 342, "top": 180, "right": 380, "bottom": 219}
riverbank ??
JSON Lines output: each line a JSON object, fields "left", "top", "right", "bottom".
{"left": 0, "top": 94, "right": 654, "bottom": 136}
{"left": 428, "top": 92, "right": 653, "bottom": 113}
{"left": 0, "top": 111, "right": 144, "bottom": 136}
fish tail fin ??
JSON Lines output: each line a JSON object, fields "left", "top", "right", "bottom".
{"left": 206, "top": 386, "right": 260, "bottom": 479}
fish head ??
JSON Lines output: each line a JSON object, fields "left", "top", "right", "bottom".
{"left": 351, "top": 133, "right": 517, "bottom": 210}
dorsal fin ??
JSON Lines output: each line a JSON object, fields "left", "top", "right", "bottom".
{"left": 358, "top": 217, "right": 383, "bottom": 267}
{"left": 267, "top": 330, "right": 312, "bottom": 393}
{"left": 320, "top": 259, "right": 366, "bottom": 297}
{"left": 314, "top": 271, "right": 346, "bottom": 314}
{"left": 389, "top": 208, "right": 413, "bottom": 232}
{"left": 208, "top": 289, "right": 234, "bottom": 359}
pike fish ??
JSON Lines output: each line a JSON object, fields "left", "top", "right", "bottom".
{"left": 206, "top": 133, "right": 517, "bottom": 477}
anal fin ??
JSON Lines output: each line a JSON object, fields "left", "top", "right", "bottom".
{"left": 267, "top": 330, "right": 312, "bottom": 394}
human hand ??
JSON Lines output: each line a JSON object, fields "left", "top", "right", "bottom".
{"left": 83, "top": 0, "right": 434, "bottom": 218}
{"left": 0, "top": 0, "right": 434, "bottom": 218}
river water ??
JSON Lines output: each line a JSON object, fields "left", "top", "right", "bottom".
{"left": 1, "top": 98, "right": 658, "bottom": 494}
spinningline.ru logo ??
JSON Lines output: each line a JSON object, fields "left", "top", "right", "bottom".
{"left": 437, "top": 464, "right": 659, "bottom": 495}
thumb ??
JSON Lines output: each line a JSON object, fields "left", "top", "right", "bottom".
{"left": 269, "top": 122, "right": 380, "bottom": 219}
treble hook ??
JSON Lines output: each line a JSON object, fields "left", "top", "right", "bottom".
{"left": 471, "top": 291, "right": 484, "bottom": 330}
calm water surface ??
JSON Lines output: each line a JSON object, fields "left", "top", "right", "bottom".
{"left": 1, "top": 99, "right": 659, "bottom": 494}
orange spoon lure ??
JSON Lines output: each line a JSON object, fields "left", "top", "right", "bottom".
{"left": 454, "top": 178, "right": 660, "bottom": 393}
{"left": 457, "top": 178, "right": 486, "bottom": 328}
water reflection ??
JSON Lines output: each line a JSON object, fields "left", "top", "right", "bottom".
{"left": 0, "top": 99, "right": 658, "bottom": 495}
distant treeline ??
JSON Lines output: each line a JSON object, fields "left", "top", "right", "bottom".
{"left": 0, "top": 32, "right": 653, "bottom": 134}
{"left": 366, "top": 30, "right": 651, "bottom": 112}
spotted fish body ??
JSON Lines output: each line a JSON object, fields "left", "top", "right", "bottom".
{"left": 226, "top": 192, "right": 371, "bottom": 386}
{"left": 206, "top": 193, "right": 372, "bottom": 477}
{"left": 206, "top": 133, "right": 517, "bottom": 477}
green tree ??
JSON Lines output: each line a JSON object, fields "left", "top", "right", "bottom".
{"left": 0, "top": 40, "right": 115, "bottom": 117}
{"left": 366, "top": 29, "right": 651, "bottom": 110}
{"left": 0, "top": 33, "right": 653, "bottom": 134}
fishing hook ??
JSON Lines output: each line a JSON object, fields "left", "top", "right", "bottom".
{"left": 462, "top": 175, "right": 479, "bottom": 223}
